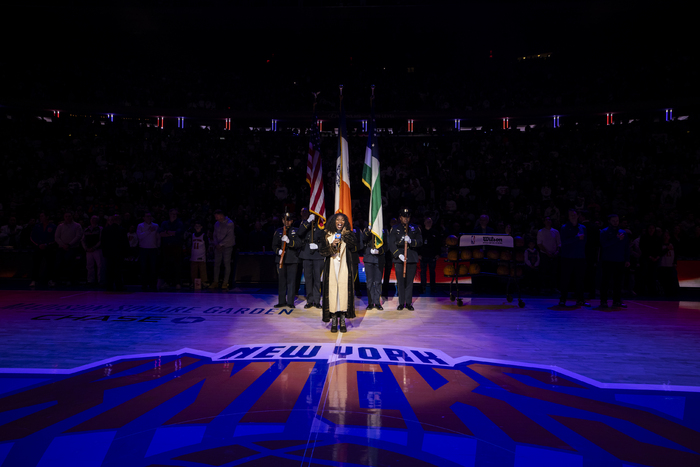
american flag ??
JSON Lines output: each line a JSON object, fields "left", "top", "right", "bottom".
{"left": 306, "top": 113, "right": 326, "bottom": 226}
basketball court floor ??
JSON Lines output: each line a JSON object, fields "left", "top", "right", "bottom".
{"left": 1, "top": 288, "right": 699, "bottom": 466}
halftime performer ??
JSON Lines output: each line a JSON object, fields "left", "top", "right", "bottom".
{"left": 272, "top": 212, "right": 300, "bottom": 308}
{"left": 319, "top": 213, "right": 356, "bottom": 333}
{"left": 389, "top": 208, "right": 423, "bottom": 310}
{"left": 362, "top": 224, "right": 386, "bottom": 310}
{"left": 297, "top": 207, "right": 325, "bottom": 308}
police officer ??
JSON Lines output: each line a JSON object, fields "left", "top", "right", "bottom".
{"left": 297, "top": 208, "right": 325, "bottom": 309}
{"left": 272, "top": 212, "right": 301, "bottom": 308}
{"left": 389, "top": 208, "right": 423, "bottom": 310}
{"left": 362, "top": 225, "right": 386, "bottom": 310}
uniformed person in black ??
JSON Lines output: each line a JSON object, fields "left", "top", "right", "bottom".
{"left": 351, "top": 224, "right": 364, "bottom": 297}
{"left": 272, "top": 212, "right": 301, "bottom": 308}
{"left": 361, "top": 225, "right": 387, "bottom": 310}
{"left": 297, "top": 208, "right": 325, "bottom": 308}
{"left": 389, "top": 208, "right": 423, "bottom": 310}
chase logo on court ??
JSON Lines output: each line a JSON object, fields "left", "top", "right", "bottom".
{"left": 0, "top": 344, "right": 698, "bottom": 466}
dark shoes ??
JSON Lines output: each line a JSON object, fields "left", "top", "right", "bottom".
{"left": 397, "top": 304, "right": 405, "bottom": 311}
{"left": 366, "top": 304, "right": 375, "bottom": 310}
{"left": 287, "top": 303, "right": 295, "bottom": 308}
{"left": 376, "top": 304, "right": 384, "bottom": 310}
{"left": 406, "top": 303, "right": 414, "bottom": 311}
{"left": 613, "top": 302, "right": 627, "bottom": 308}
{"left": 304, "top": 302, "right": 313, "bottom": 309}
{"left": 273, "top": 303, "right": 287, "bottom": 308}
{"left": 331, "top": 314, "right": 338, "bottom": 333}
{"left": 338, "top": 313, "right": 347, "bottom": 333}
{"left": 576, "top": 301, "right": 591, "bottom": 307}
{"left": 558, "top": 300, "right": 566, "bottom": 307}
{"left": 598, "top": 301, "right": 609, "bottom": 309}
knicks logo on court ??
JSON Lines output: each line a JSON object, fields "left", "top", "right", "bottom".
{"left": 0, "top": 344, "right": 698, "bottom": 466}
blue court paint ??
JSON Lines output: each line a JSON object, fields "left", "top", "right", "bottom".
{"left": 145, "top": 425, "right": 206, "bottom": 457}
{"left": 422, "top": 433, "right": 477, "bottom": 467}
{"left": 0, "top": 378, "right": 50, "bottom": 396}
{"left": 615, "top": 394, "right": 686, "bottom": 420}
{"left": 0, "top": 443, "right": 14, "bottom": 465}
{"left": 514, "top": 445, "right": 583, "bottom": 467}
{"left": 37, "top": 431, "right": 116, "bottom": 467}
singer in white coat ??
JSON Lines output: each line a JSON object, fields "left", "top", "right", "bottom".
{"left": 319, "top": 213, "right": 357, "bottom": 333}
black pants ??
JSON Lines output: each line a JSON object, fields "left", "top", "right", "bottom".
{"left": 382, "top": 254, "right": 394, "bottom": 297}
{"left": 658, "top": 266, "right": 679, "bottom": 297}
{"left": 395, "top": 262, "right": 417, "bottom": 305}
{"left": 33, "top": 247, "right": 55, "bottom": 283}
{"left": 420, "top": 256, "right": 437, "bottom": 290}
{"left": 303, "top": 259, "right": 324, "bottom": 304}
{"left": 55, "top": 247, "right": 81, "bottom": 283}
{"left": 278, "top": 263, "right": 298, "bottom": 305}
{"left": 540, "top": 254, "right": 559, "bottom": 290}
{"left": 161, "top": 245, "right": 182, "bottom": 286}
{"left": 365, "top": 256, "right": 385, "bottom": 306}
{"left": 585, "top": 258, "right": 598, "bottom": 297}
{"left": 104, "top": 254, "right": 125, "bottom": 291}
{"left": 139, "top": 248, "right": 159, "bottom": 290}
{"left": 600, "top": 261, "right": 623, "bottom": 304}
{"left": 560, "top": 257, "right": 585, "bottom": 302}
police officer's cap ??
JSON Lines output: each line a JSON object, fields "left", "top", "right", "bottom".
{"left": 283, "top": 211, "right": 294, "bottom": 220}
{"left": 399, "top": 207, "right": 412, "bottom": 218}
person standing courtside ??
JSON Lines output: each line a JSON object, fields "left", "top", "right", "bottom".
{"left": 558, "top": 209, "right": 589, "bottom": 307}
{"left": 389, "top": 208, "right": 423, "bottom": 310}
{"left": 212, "top": 209, "right": 235, "bottom": 290}
{"left": 297, "top": 208, "right": 325, "bottom": 309}
{"left": 159, "top": 208, "right": 185, "bottom": 289}
{"left": 362, "top": 224, "right": 386, "bottom": 310}
{"left": 136, "top": 212, "right": 159, "bottom": 291}
{"left": 598, "top": 214, "right": 630, "bottom": 309}
{"left": 102, "top": 215, "right": 129, "bottom": 292}
{"left": 55, "top": 211, "right": 83, "bottom": 285}
{"left": 273, "top": 212, "right": 300, "bottom": 308}
{"left": 82, "top": 215, "right": 105, "bottom": 287}
{"left": 419, "top": 217, "right": 441, "bottom": 294}
{"left": 29, "top": 212, "right": 56, "bottom": 287}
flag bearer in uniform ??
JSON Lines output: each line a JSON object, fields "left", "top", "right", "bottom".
{"left": 389, "top": 208, "right": 423, "bottom": 310}
{"left": 297, "top": 207, "right": 325, "bottom": 308}
{"left": 272, "top": 212, "right": 300, "bottom": 308}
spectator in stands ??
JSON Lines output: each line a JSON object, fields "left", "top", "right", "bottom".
{"left": 136, "top": 212, "right": 159, "bottom": 291}
{"left": 102, "top": 215, "right": 129, "bottom": 292}
{"left": 537, "top": 217, "right": 560, "bottom": 292}
{"left": 658, "top": 229, "right": 678, "bottom": 296}
{"left": 127, "top": 224, "right": 139, "bottom": 259}
{"left": 475, "top": 214, "right": 494, "bottom": 234}
{"left": 212, "top": 209, "right": 235, "bottom": 290}
{"left": 188, "top": 220, "right": 209, "bottom": 289}
{"left": 29, "top": 212, "right": 56, "bottom": 287}
{"left": 82, "top": 215, "right": 105, "bottom": 287}
{"left": 639, "top": 224, "right": 662, "bottom": 296}
{"left": 524, "top": 239, "right": 541, "bottom": 294}
{"left": 159, "top": 208, "right": 185, "bottom": 289}
{"left": 54, "top": 212, "right": 84, "bottom": 285}
{"left": 419, "top": 217, "right": 441, "bottom": 293}
{"left": 0, "top": 217, "right": 22, "bottom": 247}
{"left": 248, "top": 220, "right": 271, "bottom": 252}
{"left": 559, "top": 209, "right": 589, "bottom": 307}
